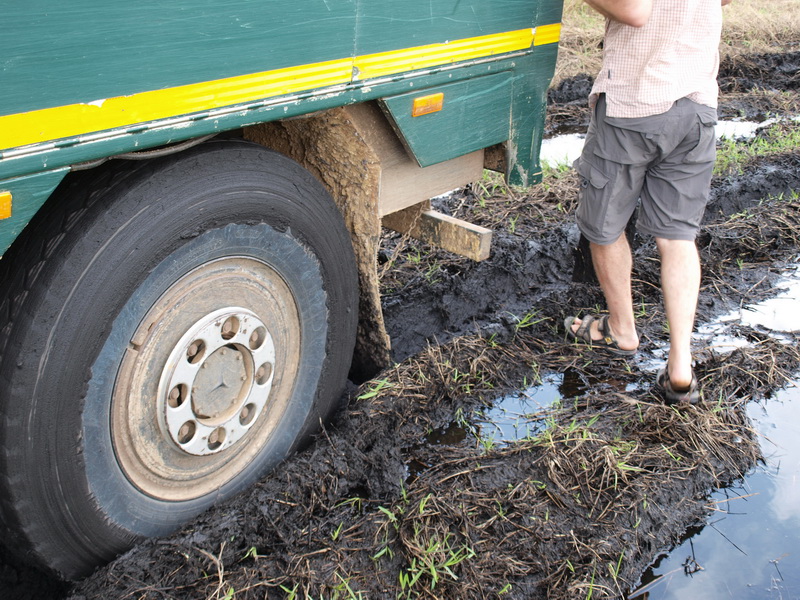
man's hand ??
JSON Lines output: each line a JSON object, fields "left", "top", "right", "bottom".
{"left": 583, "top": 0, "right": 653, "bottom": 27}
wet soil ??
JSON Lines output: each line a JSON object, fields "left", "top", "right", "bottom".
{"left": 5, "top": 49, "right": 800, "bottom": 600}
{"left": 546, "top": 50, "right": 800, "bottom": 136}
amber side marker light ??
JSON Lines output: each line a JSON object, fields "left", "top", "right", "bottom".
{"left": 412, "top": 93, "right": 444, "bottom": 117}
{"left": 0, "top": 191, "right": 11, "bottom": 220}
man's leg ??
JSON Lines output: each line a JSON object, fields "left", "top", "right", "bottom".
{"left": 569, "top": 234, "right": 639, "bottom": 352}
{"left": 656, "top": 237, "right": 700, "bottom": 389}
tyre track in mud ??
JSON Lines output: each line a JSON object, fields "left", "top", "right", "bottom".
{"left": 67, "top": 149, "right": 800, "bottom": 600}
{"left": 5, "top": 50, "right": 800, "bottom": 600}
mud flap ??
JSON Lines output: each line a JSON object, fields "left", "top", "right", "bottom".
{"left": 245, "top": 110, "right": 391, "bottom": 381}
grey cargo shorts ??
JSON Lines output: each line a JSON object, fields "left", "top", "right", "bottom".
{"left": 574, "top": 94, "right": 717, "bottom": 244}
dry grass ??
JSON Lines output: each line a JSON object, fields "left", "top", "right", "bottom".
{"left": 553, "top": 0, "right": 605, "bottom": 86}
{"left": 554, "top": 0, "right": 800, "bottom": 86}
{"left": 721, "top": 0, "right": 800, "bottom": 54}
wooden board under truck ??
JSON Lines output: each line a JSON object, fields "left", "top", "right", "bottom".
{"left": 0, "top": 0, "right": 562, "bottom": 579}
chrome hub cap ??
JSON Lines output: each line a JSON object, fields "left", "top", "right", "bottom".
{"left": 158, "top": 308, "right": 275, "bottom": 455}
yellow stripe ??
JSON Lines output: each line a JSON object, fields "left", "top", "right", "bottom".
{"left": 0, "top": 26, "right": 557, "bottom": 152}
{"left": 533, "top": 23, "right": 561, "bottom": 46}
{"left": 0, "top": 58, "right": 354, "bottom": 152}
{"left": 355, "top": 28, "right": 534, "bottom": 80}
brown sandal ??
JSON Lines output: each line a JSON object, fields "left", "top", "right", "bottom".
{"left": 655, "top": 367, "right": 701, "bottom": 405}
{"left": 564, "top": 314, "right": 636, "bottom": 357}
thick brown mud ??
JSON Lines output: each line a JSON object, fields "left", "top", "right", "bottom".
{"left": 3, "top": 49, "right": 800, "bottom": 600}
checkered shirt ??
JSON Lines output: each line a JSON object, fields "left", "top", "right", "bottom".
{"left": 589, "top": 0, "right": 723, "bottom": 118}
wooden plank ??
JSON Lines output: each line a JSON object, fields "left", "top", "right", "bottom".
{"left": 382, "top": 204, "right": 492, "bottom": 262}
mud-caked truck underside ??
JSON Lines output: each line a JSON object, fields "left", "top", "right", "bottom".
{"left": 0, "top": 0, "right": 562, "bottom": 578}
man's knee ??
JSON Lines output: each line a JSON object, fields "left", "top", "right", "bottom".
{"left": 655, "top": 237, "right": 699, "bottom": 259}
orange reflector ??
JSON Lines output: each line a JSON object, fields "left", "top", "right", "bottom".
{"left": 412, "top": 93, "right": 444, "bottom": 117}
{"left": 0, "top": 191, "right": 11, "bottom": 220}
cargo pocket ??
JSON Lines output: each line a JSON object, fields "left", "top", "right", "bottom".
{"left": 595, "top": 121, "right": 658, "bottom": 165}
{"left": 575, "top": 158, "right": 612, "bottom": 241}
{"left": 576, "top": 158, "right": 609, "bottom": 191}
{"left": 684, "top": 113, "right": 717, "bottom": 164}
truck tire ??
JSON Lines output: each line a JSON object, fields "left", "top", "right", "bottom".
{"left": 0, "top": 141, "right": 358, "bottom": 579}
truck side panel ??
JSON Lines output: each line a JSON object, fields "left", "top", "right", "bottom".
{"left": 355, "top": 1, "right": 535, "bottom": 54}
{"left": 1, "top": 1, "right": 558, "bottom": 157}
{"left": 0, "top": 0, "right": 562, "bottom": 256}
{"left": 3, "top": 0, "right": 358, "bottom": 116}
{"left": 4, "top": 1, "right": 539, "bottom": 119}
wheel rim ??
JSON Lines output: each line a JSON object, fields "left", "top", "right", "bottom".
{"left": 158, "top": 307, "right": 275, "bottom": 456}
{"left": 111, "top": 257, "right": 301, "bottom": 501}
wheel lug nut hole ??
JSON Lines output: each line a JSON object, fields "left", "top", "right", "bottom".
{"left": 186, "top": 340, "right": 206, "bottom": 364}
{"left": 208, "top": 427, "right": 226, "bottom": 450}
{"left": 220, "top": 316, "right": 240, "bottom": 340}
{"left": 255, "top": 362, "right": 273, "bottom": 385}
{"left": 168, "top": 384, "right": 188, "bottom": 408}
{"left": 249, "top": 326, "right": 267, "bottom": 350}
{"left": 239, "top": 403, "right": 257, "bottom": 426}
{"left": 178, "top": 421, "right": 196, "bottom": 444}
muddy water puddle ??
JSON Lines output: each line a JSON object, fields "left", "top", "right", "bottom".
{"left": 540, "top": 118, "right": 799, "bottom": 167}
{"left": 430, "top": 370, "right": 641, "bottom": 449}
{"left": 630, "top": 385, "right": 800, "bottom": 599}
{"left": 425, "top": 260, "right": 800, "bottom": 599}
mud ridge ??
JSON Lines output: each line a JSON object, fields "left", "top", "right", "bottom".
{"left": 65, "top": 145, "right": 800, "bottom": 598}
{"left": 546, "top": 49, "right": 800, "bottom": 134}
{"left": 8, "top": 48, "right": 800, "bottom": 600}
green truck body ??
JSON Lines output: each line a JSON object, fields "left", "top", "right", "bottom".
{"left": 0, "top": 0, "right": 561, "bottom": 579}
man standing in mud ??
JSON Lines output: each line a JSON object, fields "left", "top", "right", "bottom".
{"left": 566, "top": 0, "right": 732, "bottom": 403}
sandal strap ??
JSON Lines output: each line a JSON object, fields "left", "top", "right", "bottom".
{"left": 658, "top": 368, "right": 701, "bottom": 404}
{"left": 597, "top": 315, "right": 616, "bottom": 346}
{"left": 575, "top": 315, "right": 595, "bottom": 343}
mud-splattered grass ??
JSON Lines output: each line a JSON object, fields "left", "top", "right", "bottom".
{"left": 66, "top": 45, "right": 800, "bottom": 600}
{"left": 68, "top": 320, "right": 800, "bottom": 600}
{"left": 715, "top": 122, "right": 800, "bottom": 177}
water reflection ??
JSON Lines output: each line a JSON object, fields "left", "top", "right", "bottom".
{"left": 630, "top": 385, "right": 800, "bottom": 600}
{"left": 473, "top": 368, "right": 646, "bottom": 445}
{"left": 473, "top": 373, "right": 562, "bottom": 444}
{"left": 697, "top": 261, "right": 800, "bottom": 351}
{"left": 425, "top": 420, "right": 468, "bottom": 446}
{"left": 737, "top": 271, "right": 800, "bottom": 333}
{"left": 423, "top": 369, "right": 638, "bottom": 451}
